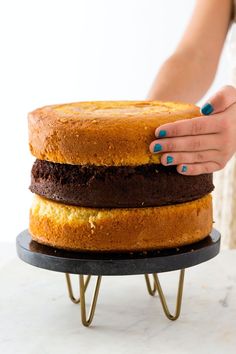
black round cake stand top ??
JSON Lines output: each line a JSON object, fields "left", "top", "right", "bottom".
{"left": 16, "top": 229, "right": 221, "bottom": 276}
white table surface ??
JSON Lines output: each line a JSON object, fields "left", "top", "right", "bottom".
{"left": 0, "top": 242, "right": 236, "bottom": 354}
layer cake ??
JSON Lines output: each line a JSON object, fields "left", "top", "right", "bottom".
{"left": 28, "top": 101, "right": 214, "bottom": 251}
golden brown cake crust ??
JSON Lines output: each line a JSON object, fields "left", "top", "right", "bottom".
{"left": 28, "top": 100, "right": 200, "bottom": 166}
{"left": 29, "top": 194, "right": 213, "bottom": 252}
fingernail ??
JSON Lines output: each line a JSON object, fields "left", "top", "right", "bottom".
{"left": 153, "top": 143, "right": 162, "bottom": 152}
{"left": 167, "top": 155, "right": 173, "bottom": 164}
{"left": 181, "top": 165, "right": 187, "bottom": 173}
{"left": 200, "top": 102, "right": 214, "bottom": 115}
{"left": 157, "top": 130, "right": 167, "bottom": 138}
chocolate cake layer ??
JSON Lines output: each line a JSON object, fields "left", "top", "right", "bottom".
{"left": 30, "top": 159, "right": 214, "bottom": 208}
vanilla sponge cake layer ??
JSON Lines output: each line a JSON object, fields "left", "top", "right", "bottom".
{"left": 29, "top": 194, "right": 213, "bottom": 252}
{"left": 28, "top": 101, "right": 200, "bottom": 166}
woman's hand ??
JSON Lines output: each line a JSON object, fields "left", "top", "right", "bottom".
{"left": 149, "top": 85, "right": 236, "bottom": 175}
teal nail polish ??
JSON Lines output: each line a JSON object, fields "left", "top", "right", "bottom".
{"left": 167, "top": 155, "right": 173, "bottom": 164}
{"left": 153, "top": 143, "right": 162, "bottom": 152}
{"left": 158, "top": 130, "right": 167, "bottom": 138}
{"left": 181, "top": 165, "right": 187, "bottom": 173}
{"left": 200, "top": 103, "right": 214, "bottom": 115}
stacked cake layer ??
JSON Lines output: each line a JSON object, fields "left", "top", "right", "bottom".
{"left": 28, "top": 101, "right": 214, "bottom": 251}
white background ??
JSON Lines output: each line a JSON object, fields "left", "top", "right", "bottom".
{"left": 0, "top": 0, "right": 230, "bottom": 242}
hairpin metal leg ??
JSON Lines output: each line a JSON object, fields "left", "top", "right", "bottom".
{"left": 79, "top": 274, "right": 102, "bottom": 327}
{"left": 65, "top": 273, "right": 102, "bottom": 327}
{"left": 152, "top": 269, "right": 185, "bottom": 321}
{"left": 65, "top": 273, "right": 91, "bottom": 304}
{"left": 144, "top": 274, "right": 157, "bottom": 296}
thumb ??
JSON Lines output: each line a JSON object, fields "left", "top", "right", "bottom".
{"left": 200, "top": 85, "right": 236, "bottom": 115}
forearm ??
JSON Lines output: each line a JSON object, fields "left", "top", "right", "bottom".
{"left": 147, "top": 0, "right": 233, "bottom": 103}
{"left": 147, "top": 50, "right": 215, "bottom": 103}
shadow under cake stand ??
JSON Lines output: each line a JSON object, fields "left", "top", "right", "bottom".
{"left": 16, "top": 228, "right": 220, "bottom": 327}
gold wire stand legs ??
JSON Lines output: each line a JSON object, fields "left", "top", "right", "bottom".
{"left": 65, "top": 269, "right": 185, "bottom": 326}
{"left": 145, "top": 269, "right": 185, "bottom": 321}
{"left": 65, "top": 273, "right": 102, "bottom": 327}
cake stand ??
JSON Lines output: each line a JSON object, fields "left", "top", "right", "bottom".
{"left": 16, "top": 228, "right": 220, "bottom": 327}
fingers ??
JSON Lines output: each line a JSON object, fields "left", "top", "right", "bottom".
{"left": 160, "top": 150, "right": 221, "bottom": 167}
{"left": 150, "top": 86, "right": 236, "bottom": 176}
{"left": 154, "top": 115, "right": 221, "bottom": 139}
{"left": 176, "top": 162, "right": 221, "bottom": 176}
{"left": 200, "top": 85, "right": 236, "bottom": 115}
{"left": 149, "top": 134, "right": 221, "bottom": 154}
{"left": 154, "top": 86, "right": 236, "bottom": 139}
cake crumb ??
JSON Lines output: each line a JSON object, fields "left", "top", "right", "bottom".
{"left": 88, "top": 217, "right": 96, "bottom": 229}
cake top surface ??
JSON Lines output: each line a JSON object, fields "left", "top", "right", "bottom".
{"left": 39, "top": 100, "right": 198, "bottom": 120}
{"left": 28, "top": 100, "right": 200, "bottom": 166}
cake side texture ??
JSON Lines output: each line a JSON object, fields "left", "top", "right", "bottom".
{"left": 28, "top": 100, "right": 200, "bottom": 166}
{"left": 29, "top": 194, "right": 213, "bottom": 252}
